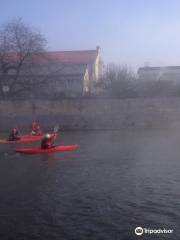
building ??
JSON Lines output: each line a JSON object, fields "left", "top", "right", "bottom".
{"left": 0, "top": 46, "right": 103, "bottom": 98}
{"left": 138, "top": 66, "right": 180, "bottom": 83}
{"left": 35, "top": 46, "right": 103, "bottom": 97}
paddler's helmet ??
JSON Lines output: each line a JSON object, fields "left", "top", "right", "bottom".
{"left": 45, "top": 133, "right": 50, "bottom": 139}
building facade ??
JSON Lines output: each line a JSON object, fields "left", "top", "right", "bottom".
{"left": 39, "top": 46, "right": 103, "bottom": 97}
{"left": 138, "top": 66, "right": 180, "bottom": 83}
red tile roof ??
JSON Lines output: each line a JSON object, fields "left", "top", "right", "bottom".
{"left": 42, "top": 50, "right": 98, "bottom": 64}
{"left": 1, "top": 48, "right": 99, "bottom": 65}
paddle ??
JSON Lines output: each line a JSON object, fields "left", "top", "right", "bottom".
{"left": 51, "top": 125, "right": 59, "bottom": 147}
{"left": 53, "top": 124, "right": 59, "bottom": 133}
{"left": 15, "top": 126, "right": 22, "bottom": 137}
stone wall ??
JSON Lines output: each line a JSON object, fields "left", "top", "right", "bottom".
{"left": 1, "top": 97, "right": 180, "bottom": 131}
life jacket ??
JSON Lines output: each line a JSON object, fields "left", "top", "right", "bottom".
{"left": 32, "top": 122, "right": 38, "bottom": 130}
{"left": 32, "top": 122, "right": 42, "bottom": 135}
{"left": 8, "top": 128, "right": 20, "bottom": 141}
{"left": 41, "top": 134, "right": 56, "bottom": 149}
{"left": 11, "top": 128, "right": 18, "bottom": 136}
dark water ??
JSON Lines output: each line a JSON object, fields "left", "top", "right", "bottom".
{"left": 0, "top": 129, "right": 180, "bottom": 240}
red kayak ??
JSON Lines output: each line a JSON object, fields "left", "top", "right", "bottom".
{"left": 16, "top": 144, "right": 79, "bottom": 154}
{"left": 22, "top": 134, "right": 43, "bottom": 138}
{"left": 0, "top": 134, "right": 43, "bottom": 144}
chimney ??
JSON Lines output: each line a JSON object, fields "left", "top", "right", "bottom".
{"left": 96, "top": 46, "right": 100, "bottom": 53}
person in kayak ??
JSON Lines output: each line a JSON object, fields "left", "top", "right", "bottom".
{"left": 31, "top": 120, "right": 42, "bottom": 136}
{"left": 8, "top": 128, "right": 21, "bottom": 141}
{"left": 41, "top": 133, "right": 57, "bottom": 149}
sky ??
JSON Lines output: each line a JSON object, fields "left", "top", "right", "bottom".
{"left": 1, "top": 0, "right": 180, "bottom": 71}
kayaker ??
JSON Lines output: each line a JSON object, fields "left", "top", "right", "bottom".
{"left": 8, "top": 128, "right": 21, "bottom": 141}
{"left": 31, "top": 120, "right": 42, "bottom": 136}
{"left": 41, "top": 133, "right": 57, "bottom": 149}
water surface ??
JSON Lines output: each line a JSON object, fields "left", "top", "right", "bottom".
{"left": 0, "top": 130, "right": 179, "bottom": 240}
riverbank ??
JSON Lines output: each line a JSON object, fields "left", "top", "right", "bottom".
{"left": 0, "top": 97, "right": 180, "bottom": 131}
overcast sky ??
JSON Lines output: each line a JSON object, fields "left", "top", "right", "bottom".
{"left": 1, "top": 0, "right": 180, "bottom": 71}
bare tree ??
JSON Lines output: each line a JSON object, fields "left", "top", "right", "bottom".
{"left": 100, "top": 63, "right": 137, "bottom": 98}
{"left": 96, "top": 63, "right": 180, "bottom": 98}
{"left": 0, "top": 19, "right": 47, "bottom": 98}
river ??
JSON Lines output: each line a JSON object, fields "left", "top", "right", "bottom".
{"left": 0, "top": 129, "right": 180, "bottom": 240}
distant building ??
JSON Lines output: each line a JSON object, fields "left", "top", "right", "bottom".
{"left": 138, "top": 66, "right": 180, "bottom": 83}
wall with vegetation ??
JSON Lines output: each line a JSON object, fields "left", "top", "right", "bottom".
{"left": 0, "top": 98, "right": 180, "bottom": 131}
